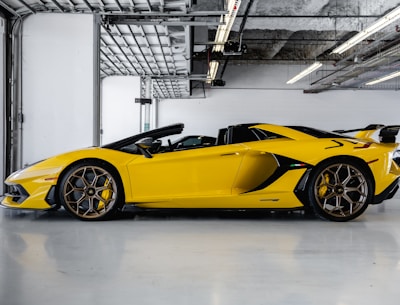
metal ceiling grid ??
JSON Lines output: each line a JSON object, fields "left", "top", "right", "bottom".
{"left": 3, "top": 0, "right": 400, "bottom": 94}
{"left": 1, "top": 0, "right": 194, "bottom": 98}
{"left": 0, "top": 0, "right": 191, "bottom": 16}
{"left": 100, "top": 22, "right": 190, "bottom": 98}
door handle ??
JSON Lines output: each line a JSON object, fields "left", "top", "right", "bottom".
{"left": 221, "top": 152, "right": 240, "bottom": 157}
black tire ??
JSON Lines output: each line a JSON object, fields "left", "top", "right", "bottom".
{"left": 307, "top": 158, "right": 373, "bottom": 222}
{"left": 58, "top": 160, "right": 125, "bottom": 221}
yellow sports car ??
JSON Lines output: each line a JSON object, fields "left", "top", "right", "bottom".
{"left": 2, "top": 123, "right": 400, "bottom": 222}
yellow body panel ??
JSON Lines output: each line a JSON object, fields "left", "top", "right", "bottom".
{"left": 2, "top": 164, "right": 63, "bottom": 209}
{"left": 2, "top": 123, "right": 400, "bottom": 213}
{"left": 2, "top": 148, "right": 138, "bottom": 210}
{"left": 135, "top": 168, "right": 307, "bottom": 209}
{"left": 127, "top": 144, "right": 279, "bottom": 202}
{"left": 128, "top": 144, "right": 248, "bottom": 199}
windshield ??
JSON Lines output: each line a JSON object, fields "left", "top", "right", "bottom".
{"left": 102, "top": 123, "right": 184, "bottom": 152}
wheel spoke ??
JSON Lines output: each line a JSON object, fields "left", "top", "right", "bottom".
{"left": 341, "top": 166, "right": 352, "bottom": 185}
{"left": 335, "top": 194, "right": 341, "bottom": 208}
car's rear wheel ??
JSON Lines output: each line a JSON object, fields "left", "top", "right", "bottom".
{"left": 58, "top": 161, "right": 124, "bottom": 220}
{"left": 307, "top": 159, "right": 373, "bottom": 221}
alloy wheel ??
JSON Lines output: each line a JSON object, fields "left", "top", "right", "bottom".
{"left": 313, "top": 163, "right": 369, "bottom": 219}
{"left": 62, "top": 165, "right": 118, "bottom": 219}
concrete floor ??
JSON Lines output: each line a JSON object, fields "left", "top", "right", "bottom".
{"left": 1, "top": 199, "right": 400, "bottom": 305}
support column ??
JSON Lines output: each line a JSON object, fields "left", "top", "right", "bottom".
{"left": 151, "top": 97, "right": 159, "bottom": 129}
{"left": 93, "top": 14, "right": 101, "bottom": 146}
{"left": 143, "top": 103, "right": 151, "bottom": 131}
{"left": 7, "top": 18, "right": 23, "bottom": 172}
{"left": 1, "top": 18, "right": 5, "bottom": 193}
{"left": 143, "top": 77, "right": 151, "bottom": 131}
{"left": 136, "top": 77, "right": 153, "bottom": 132}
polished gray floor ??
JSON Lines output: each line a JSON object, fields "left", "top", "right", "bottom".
{"left": 1, "top": 199, "right": 400, "bottom": 305}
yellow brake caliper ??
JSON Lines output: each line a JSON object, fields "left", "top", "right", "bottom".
{"left": 98, "top": 178, "right": 112, "bottom": 210}
{"left": 318, "top": 173, "right": 330, "bottom": 198}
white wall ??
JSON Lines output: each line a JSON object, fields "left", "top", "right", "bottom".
{"left": 22, "top": 13, "right": 94, "bottom": 165}
{"left": 101, "top": 76, "right": 141, "bottom": 144}
{"left": 157, "top": 64, "right": 400, "bottom": 139}
{"left": 17, "top": 13, "right": 400, "bottom": 164}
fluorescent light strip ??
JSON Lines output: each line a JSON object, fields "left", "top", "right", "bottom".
{"left": 206, "top": 61, "right": 219, "bottom": 83}
{"left": 331, "top": 6, "right": 400, "bottom": 54}
{"left": 365, "top": 71, "right": 400, "bottom": 85}
{"left": 213, "top": 0, "right": 241, "bottom": 52}
{"left": 286, "top": 62, "right": 323, "bottom": 84}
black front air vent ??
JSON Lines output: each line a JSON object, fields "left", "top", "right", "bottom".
{"left": 45, "top": 186, "right": 58, "bottom": 208}
{"left": 5, "top": 184, "right": 29, "bottom": 203}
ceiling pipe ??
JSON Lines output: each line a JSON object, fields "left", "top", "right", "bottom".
{"left": 334, "top": 25, "right": 400, "bottom": 66}
{"left": 219, "top": 0, "right": 254, "bottom": 80}
{"left": 306, "top": 24, "right": 400, "bottom": 93}
{"left": 305, "top": 43, "right": 400, "bottom": 93}
{"left": 331, "top": 6, "right": 400, "bottom": 54}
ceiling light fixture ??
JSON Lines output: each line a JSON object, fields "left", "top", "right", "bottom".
{"left": 206, "top": 61, "right": 219, "bottom": 83}
{"left": 286, "top": 62, "right": 323, "bottom": 84}
{"left": 331, "top": 6, "right": 400, "bottom": 54}
{"left": 365, "top": 70, "right": 400, "bottom": 85}
{"left": 213, "top": 0, "right": 241, "bottom": 52}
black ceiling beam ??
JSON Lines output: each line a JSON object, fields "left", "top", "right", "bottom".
{"left": 50, "top": 0, "right": 65, "bottom": 12}
{"left": 0, "top": 0, "right": 20, "bottom": 17}
{"left": 219, "top": 0, "right": 254, "bottom": 80}
{"left": 235, "top": 14, "right": 381, "bottom": 18}
{"left": 101, "top": 11, "right": 226, "bottom": 17}
{"left": 106, "top": 15, "right": 220, "bottom": 26}
{"left": 16, "top": 0, "right": 36, "bottom": 14}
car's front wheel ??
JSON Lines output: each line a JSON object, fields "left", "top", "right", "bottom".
{"left": 58, "top": 161, "right": 124, "bottom": 220}
{"left": 307, "top": 159, "right": 373, "bottom": 221}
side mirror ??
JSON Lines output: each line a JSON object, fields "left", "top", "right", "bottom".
{"left": 135, "top": 137, "right": 154, "bottom": 158}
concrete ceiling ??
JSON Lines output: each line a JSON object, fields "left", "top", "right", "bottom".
{"left": 1, "top": 0, "right": 400, "bottom": 96}
{"left": 206, "top": 0, "right": 400, "bottom": 93}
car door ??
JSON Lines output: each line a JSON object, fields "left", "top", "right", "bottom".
{"left": 127, "top": 143, "right": 248, "bottom": 202}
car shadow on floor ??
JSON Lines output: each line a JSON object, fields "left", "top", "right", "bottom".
{"left": 1, "top": 206, "right": 319, "bottom": 222}
{"left": 117, "top": 207, "right": 318, "bottom": 221}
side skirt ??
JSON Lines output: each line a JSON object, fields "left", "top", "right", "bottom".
{"left": 372, "top": 178, "right": 400, "bottom": 204}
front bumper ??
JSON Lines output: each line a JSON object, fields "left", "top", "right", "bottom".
{"left": 1, "top": 182, "right": 56, "bottom": 210}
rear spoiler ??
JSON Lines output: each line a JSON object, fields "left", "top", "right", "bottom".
{"left": 333, "top": 124, "right": 385, "bottom": 134}
{"left": 333, "top": 124, "right": 400, "bottom": 144}
{"left": 379, "top": 126, "right": 400, "bottom": 143}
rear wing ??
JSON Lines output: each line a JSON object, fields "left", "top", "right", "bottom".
{"left": 333, "top": 124, "right": 385, "bottom": 134}
{"left": 333, "top": 124, "right": 400, "bottom": 143}
{"left": 379, "top": 126, "right": 400, "bottom": 143}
